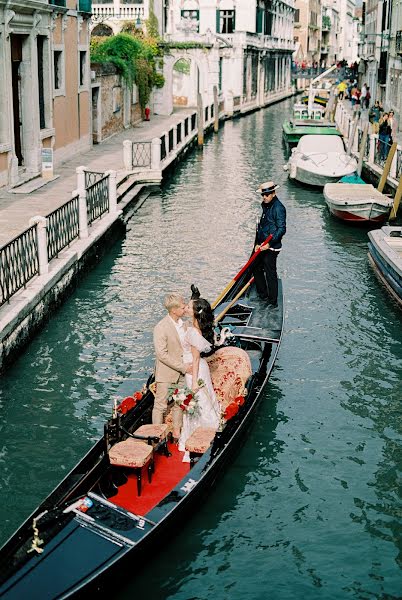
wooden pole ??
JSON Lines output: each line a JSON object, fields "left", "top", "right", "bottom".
{"left": 346, "top": 116, "right": 359, "bottom": 156}
{"left": 330, "top": 95, "right": 338, "bottom": 123}
{"left": 357, "top": 123, "right": 369, "bottom": 177}
{"left": 389, "top": 176, "right": 402, "bottom": 221}
{"left": 197, "top": 93, "right": 204, "bottom": 147}
{"left": 377, "top": 142, "right": 397, "bottom": 193}
{"left": 215, "top": 278, "right": 254, "bottom": 324}
{"left": 213, "top": 85, "right": 219, "bottom": 134}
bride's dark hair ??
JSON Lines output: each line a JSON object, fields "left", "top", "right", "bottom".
{"left": 193, "top": 298, "right": 215, "bottom": 345}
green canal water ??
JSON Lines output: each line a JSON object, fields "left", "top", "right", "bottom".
{"left": 0, "top": 98, "right": 401, "bottom": 599}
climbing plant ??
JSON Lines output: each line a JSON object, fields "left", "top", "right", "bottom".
{"left": 145, "top": 0, "right": 159, "bottom": 39}
{"left": 90, "top": 31, "right": 165, "bottom": 114}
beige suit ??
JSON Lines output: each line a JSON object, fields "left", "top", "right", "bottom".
{"left": 152, "top": 315, "right": 187, "bottom": 431}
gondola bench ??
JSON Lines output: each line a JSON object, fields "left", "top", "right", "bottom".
{"left": 108, "top": 423, "right": 170, "bottom": 496}
{"left": 184, "top": 427, "right": 217, "bottom": 466}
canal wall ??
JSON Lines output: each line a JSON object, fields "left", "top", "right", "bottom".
{"left": 0, "top": 89, "right": 295, "bottom": 373}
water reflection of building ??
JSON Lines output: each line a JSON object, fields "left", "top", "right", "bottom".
{"left": 0, "top": 1, "right": 92, "bottom": 190}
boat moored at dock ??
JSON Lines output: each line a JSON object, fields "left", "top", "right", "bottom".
{"left": 323, "top": 182, "right": 393, "bottom": 223}
{"left": 368, "top": 227, "right": 402, "bottom": 307}
{"left": 285, "top": 135, "right": 358, "bottom": 187}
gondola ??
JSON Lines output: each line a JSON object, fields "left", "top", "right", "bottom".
{"left": 0, "top": 260, "right": 284, "bottom": 599}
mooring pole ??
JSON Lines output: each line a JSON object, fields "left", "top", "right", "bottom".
{"left": 197, "top": 93, "right": 204, "bottom": 147}
{"left": 213, "top": 85, "right": 219, "bottom": 134}
{"left": 378, "top": 142, "right": 397, "bottom": 193}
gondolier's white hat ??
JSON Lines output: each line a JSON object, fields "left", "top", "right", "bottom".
{"left": 257, "top": 181, "right": 280, "bottom": 194}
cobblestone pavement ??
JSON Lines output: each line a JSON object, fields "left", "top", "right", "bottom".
{"left": 0, "top": 108, "right": 194, "bottom": 247}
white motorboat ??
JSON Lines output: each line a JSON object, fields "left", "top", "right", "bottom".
{"left": 286, "top": 134, "right": 358, "bottom": 187}
{"left": 323, "top": 181, "right": 393, "bottom": 223}
{"left": 368, "top": 226, "right": 402, "bottom": 307}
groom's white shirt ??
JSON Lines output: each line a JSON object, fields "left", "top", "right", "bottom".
{"left": 169, "top": 316, "right": 186, "bottom": 348}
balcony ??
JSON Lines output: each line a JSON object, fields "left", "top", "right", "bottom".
{"left": 92, "top": 3, "right": 145, "bottom": 20}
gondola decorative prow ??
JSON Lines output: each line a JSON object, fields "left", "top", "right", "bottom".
{"left": 27, "top": 511, "right": 48, "bottom": 554}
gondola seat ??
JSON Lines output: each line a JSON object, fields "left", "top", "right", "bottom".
{"left": 206, "top": 346, "right": 252, "bottom": 410}
{"left": 133, "top": 423, "right": 171, "bottom": 457}
{"left": 185, "top": 427, "right": 216, "bottom": 465}
{"left": 109, "top": 438, "right": 154, "bottom": 496}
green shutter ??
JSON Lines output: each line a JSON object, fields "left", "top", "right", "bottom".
{"left": 216, "top": 9, "right": 220, "bottom": 33}
{"left": 256, "top": 7, "right": 263, "bottom": 33}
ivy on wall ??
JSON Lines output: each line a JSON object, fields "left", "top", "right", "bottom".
{"left": 90, "top": 19, "right": 164, "bottom": 115}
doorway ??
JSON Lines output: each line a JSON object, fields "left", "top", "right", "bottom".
{"left": 10, "top": 34, "right": 24, "bottom": 166}
{"left": 92, "top": 86, "right": 100, "bottom": 144}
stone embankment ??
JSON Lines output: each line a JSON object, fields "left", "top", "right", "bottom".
{"left": 0, "top": 89, "right": 294, "bottom": 372}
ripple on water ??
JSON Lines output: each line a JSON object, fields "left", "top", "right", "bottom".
{"left": 0, "top": 99, "right": 401, "bottom": 598}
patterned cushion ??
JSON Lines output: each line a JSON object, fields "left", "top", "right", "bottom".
{"left": 109, "top": 439, "right": 153, "bottom": 468}
{"left": 185, "top": 427, "right": 216, "bottom": 454}
{"left": 206, "top": 346, "right": 252, "bottom": 410}
{"left": 134, "top": 424, "right": 169, "bottom": 440}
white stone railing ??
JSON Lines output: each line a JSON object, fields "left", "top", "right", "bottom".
{"left": 91, "top": 4, "right": 145, "bottom": 20}
{"left": 335, "top": 102, "right": 402, "bottom": 186}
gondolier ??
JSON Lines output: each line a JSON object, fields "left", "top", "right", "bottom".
{"left": 253, "top": 181, "right": 286, "bottom": 307}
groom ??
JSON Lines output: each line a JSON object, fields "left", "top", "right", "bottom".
{"left": 152, "top": 293, "right": 192, "bottom": 440}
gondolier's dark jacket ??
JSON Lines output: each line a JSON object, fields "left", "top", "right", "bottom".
{"left": 256, "top": 195, "right": 286, "bottom": 250}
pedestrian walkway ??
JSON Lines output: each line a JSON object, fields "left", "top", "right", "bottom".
{"left": 0, "top": 108, "right": 193, "bottom": 247}
{"left": 340, "top": 99, "right": 402, "bottom": 147}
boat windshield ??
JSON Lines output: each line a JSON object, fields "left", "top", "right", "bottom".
{"left": 297, "top": 135, "right": 345, "bottom": 153}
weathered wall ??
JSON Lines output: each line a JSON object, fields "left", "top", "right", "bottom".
{"left": 91, "top": 63, "right": 142, "bottom": 142}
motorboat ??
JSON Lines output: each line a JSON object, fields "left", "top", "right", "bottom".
{"left": 323, "top": 181, "right": 393, "bottom": 223}
{"left": 282, "top": 103, "right": 342, "bottom": 147}
{"left": 285, "top": 134, "right": 358, "bottom": 187}
{"left": 368, "top": 226, "right": 402, "bottom": 307}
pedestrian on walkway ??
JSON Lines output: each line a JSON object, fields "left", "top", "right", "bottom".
{"left": 364, "top": 87, "right": 371, "bottom": 110}
{"left": 388, "top": 110, "right": 398, "bottom": 143}
{"left": 337, "top": 80, "right": 347, "bottom": 100}
{"left": 360, "top": 83, "right": 367, "bottom": 108}
{"left": 253, "top": 181, "right": 286, "bottom": 308}
{"left": 369, "top": 100, "right": 382, "bottom": 134}
{"left": 378, "top": 113, "right": 392, "bottom": 160}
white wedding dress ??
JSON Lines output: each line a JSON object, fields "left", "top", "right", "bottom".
{"left": 178, "top": 327, "right": 221, "bottom": 461}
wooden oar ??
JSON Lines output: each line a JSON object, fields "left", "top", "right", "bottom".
{"left": 211, "top": 234, "right": 273, "bottom": 309}
{"left": 215, "top": 277, "right": 254, "bottom": 323}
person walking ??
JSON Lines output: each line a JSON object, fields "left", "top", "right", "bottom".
{"left": 388, "top": 110, "right": 398, "bottom": 143}
{"left": 378, "top": 113, "right": 392, "bottom": 160}
{"left": 253, "top": 181, "right": 286, "bottom": 308}
{"left": 369, "top": 100, "right": 382, "bottom": 134}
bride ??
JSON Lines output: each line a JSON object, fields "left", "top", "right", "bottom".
{"left": 178, "top": 298, "right": 221, "bottom": 461}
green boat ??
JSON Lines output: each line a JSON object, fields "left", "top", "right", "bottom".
{"left": 282, "top": 119, "right": 342, "bottom": 146}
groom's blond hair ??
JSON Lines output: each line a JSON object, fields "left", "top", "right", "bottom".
{"left": 164, "top": 293, "right": 185, "bottom": 311}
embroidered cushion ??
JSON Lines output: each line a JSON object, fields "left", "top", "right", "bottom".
{"left": 206, "top": 346, "right": 252, "bottom": 410}
{"left": 109, "top": 439, "right": 153, "bottom": 468}
{"left": 185, "top": 427, "right": 216, "bottom": 454}
{"left": 134, "top": 424, "right": 170, "bottom": 440}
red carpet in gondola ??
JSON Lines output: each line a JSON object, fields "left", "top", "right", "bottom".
{"left": 112, "top": 442, "right": 190, "bottom": 515}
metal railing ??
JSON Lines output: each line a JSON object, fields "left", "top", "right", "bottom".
{"left": 87, "top": 175, "right": 109, "bottom": 225}
{"left": 47, "top": 195, "right": 80, "bottom": 261}
{"left": 0, "top": 226, "right": 39, "bottom": 307}
{"left": 132, "top": 142, "right": 151, "bottom": 168}
{"left": 84, "top": 170, "right": 105, "bottom": 189}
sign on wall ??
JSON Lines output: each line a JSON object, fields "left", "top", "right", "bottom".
{"left": 41, "top": 148, "right": 53, "bottom": 179}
